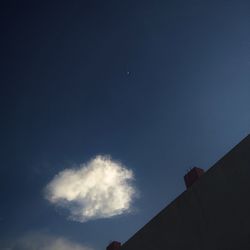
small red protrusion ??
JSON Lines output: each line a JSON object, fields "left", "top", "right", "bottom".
{"left": 106, "top": 241, "right": 121, "bottom": 250}
{"left": 184, "top": 167, "right": 204, "bottom": 188}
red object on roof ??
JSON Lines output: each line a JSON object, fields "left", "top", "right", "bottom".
{"left": 184, "top": 167, "right": 204, "bottom": 188}
{"left": 106, "top": 241, "right": 121, "bottom": 250}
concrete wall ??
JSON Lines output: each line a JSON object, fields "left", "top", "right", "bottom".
{"left": 121, "top": 135, "right": 250, "bottom": 250}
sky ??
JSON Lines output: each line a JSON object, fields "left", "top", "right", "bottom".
{"left": 0, "top": 0, "right": 249, "bottom": 249}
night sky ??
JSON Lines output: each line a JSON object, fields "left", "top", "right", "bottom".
{"left": 0, "top": 0, "right": 249, "bottom": 249}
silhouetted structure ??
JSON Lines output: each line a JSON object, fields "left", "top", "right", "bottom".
{"left": 106, "top": 241, "right": 121, "bottom": 250}
{"left": 184, "top": 167, "right": 205, "bottom": 188}
{"left": 107, "top": 134, "right": 250, "bottom": 250}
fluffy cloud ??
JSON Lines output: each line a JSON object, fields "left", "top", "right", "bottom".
{"left": 2, "top": 233, "right": 92, "bottom": 250}
{"left": 45, "top": 155, "right": 137, "bottom": 222}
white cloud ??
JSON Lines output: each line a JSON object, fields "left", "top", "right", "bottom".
{"left": 45, "top": 155, "right": 137, "bottom": 222}
{"left": 3, "top": 233, "right": 92, "bottom": 250}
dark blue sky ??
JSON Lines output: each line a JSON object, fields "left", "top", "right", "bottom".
{"left": 0, "top": 0, "right": 249, "bottom": 249}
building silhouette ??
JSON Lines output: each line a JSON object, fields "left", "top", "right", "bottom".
{"left": 107, "top": 134, "right": 250, "bottom": 250}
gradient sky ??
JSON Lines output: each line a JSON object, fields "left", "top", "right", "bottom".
{"left": 0, "top": 0, "right": 249, "bottom": 249}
